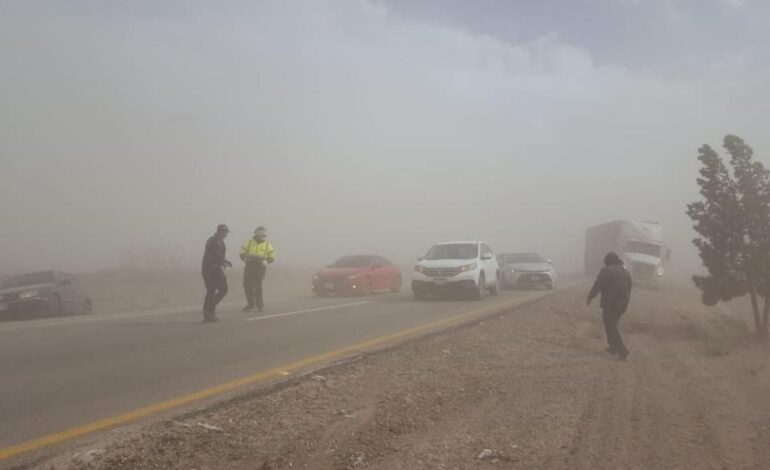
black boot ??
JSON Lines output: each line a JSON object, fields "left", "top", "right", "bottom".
{"left": 203, "top": 312, "right": 219, "bottom": 323}
{"left": 618, "top": 348, "right": 630, "bottom": 361}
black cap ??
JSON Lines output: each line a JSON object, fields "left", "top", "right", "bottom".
{"left": 216, "top": 224, "right": 230, "bottom": 233}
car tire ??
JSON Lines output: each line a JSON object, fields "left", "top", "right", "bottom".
{"left": 49, "top": 293, "right": 63, "bottom": 316}
{"left": 391, "top": 275, "right": 402, "bottom": 293}
{"left": 361, "top": 278, "right": 372, "bottom": 296}
{"left": 413, "top": 288, "right": 427, "bottom": 301}
{"left": 489, "top": 274, "right": 499, "bottom": 296}
{"left": 474, "top": 273, "right": 486, "bottom": 300}
{"left": 83, "top": 298, "right": 94, "bottom": 315}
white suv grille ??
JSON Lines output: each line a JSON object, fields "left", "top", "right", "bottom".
{"left": 423, "top": 267, "right": 461, "bottom": 278}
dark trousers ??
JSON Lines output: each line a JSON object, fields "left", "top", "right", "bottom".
{"left": 202, "top": 267, "right": 228, "bottom": 317}
{"left": 602, "top": 306, "right": 628, "bottom": 354}
{"left": 243, "top": 264, "right": 266, "bottom": 308}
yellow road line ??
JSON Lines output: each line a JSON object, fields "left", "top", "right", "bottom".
{"left": 0, "top": 292, "right": 544, "bottom": 461}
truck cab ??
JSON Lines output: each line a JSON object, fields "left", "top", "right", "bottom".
{"left": 623, "top": 238, "right": 668, "bottom": 286}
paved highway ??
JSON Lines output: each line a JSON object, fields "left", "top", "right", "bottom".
{"left": 0, "top": 289, "right": 546, "bottom": 455}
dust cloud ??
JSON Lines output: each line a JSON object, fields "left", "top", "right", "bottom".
{"left": 1, "top": 0, "right": 769, "bottom": 275}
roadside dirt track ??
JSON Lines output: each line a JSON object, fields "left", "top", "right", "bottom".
{"left": 26, "top": 283, "right": 770, "bottom": 470}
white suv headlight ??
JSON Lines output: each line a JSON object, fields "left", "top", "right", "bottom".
{"left": 458, "top": 263, "right": 477, "bottom": 272}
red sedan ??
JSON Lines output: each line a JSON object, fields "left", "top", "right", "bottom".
{"left": 312, "top": 255, "right": 402, "bottom": 296}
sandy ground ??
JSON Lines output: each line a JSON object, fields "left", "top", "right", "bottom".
{"left": 22, "top": 283, "right": 770, "bottom": 470}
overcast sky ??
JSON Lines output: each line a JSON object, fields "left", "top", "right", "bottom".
{"left": 1, "top": 0, "right": 768, "bottom": 273}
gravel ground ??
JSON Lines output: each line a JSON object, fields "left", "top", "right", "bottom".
{"left": 20, "top": 283, "right": 770, "bottom": 470}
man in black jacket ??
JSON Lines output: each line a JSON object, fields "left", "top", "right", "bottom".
{"left": 587, "top": 252, "right": 632, "bottom": 360}
{"left": 201, "top": 224, "right": 232, "bottom": 322}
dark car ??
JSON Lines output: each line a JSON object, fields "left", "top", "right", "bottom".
{"left": 0, "top": 271, "right": 93, "bottom": 319}
{"left": 313, "top": 255, "right": 402, "bottom": 296}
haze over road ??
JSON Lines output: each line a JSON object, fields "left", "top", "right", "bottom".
{"left": 0, "top": 289, "right": 541, "bottom": 451}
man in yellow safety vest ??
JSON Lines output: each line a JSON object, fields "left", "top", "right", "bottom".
{"left": 240, "top": 226, "right": 276, "bottom": 312}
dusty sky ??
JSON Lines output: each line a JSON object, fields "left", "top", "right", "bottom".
{"left": 1, "top": 0, "right": 769, "bottom": 273}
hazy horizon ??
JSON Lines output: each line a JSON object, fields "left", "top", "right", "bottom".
{"left": 2, "top": 0, "right": 769, "bottom": 274}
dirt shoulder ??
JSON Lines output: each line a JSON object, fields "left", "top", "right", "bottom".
{"left": 26, "top": 284, "right": 770, "bottom": 470}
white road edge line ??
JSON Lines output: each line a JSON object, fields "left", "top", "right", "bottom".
{"left": 245, "top": 301, "right": 373, "bottom": 321}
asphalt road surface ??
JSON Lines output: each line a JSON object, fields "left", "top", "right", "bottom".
{"left": 0, "top": 288, "right": 542, "bottom": 452}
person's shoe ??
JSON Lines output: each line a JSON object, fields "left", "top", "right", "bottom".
{"left": 203, "top": 315, "right": 219, "bottom": 323}
{"left": 242, "top": 305, "right": 255, "bottom": 312}
{"left": 257, "top": 305, "right": 264, "bottom": 313}
{"left": 618, "top": 348, "right": 630, "bottom": 361}
{"left": 605, "top": 347, "right": 617, "bottom": 356}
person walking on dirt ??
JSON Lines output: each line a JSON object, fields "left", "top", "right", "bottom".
{"left": 587, "top": 252, "right": 632, "bottom": 360}
{"left": 201, "top": 224, "right": 232, "bottom": 322}
{"left": 240, "top": 226, "right": 276, "bottom": 312}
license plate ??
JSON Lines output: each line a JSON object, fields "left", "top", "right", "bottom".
{"left": 0, "top": 303, "right": 7, "bottom": 312}
{"left": 434, "top": 279, "right": 447, "bottom": 286}
{"left": 324, "top": 283, "right": 335, "bottom": 290}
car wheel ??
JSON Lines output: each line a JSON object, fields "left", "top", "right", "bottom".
{"left": 49, "top": 293, "right": 63, "bottom": 316}
{"left": 83, "top": 298, "right": 94, "bottom": 315}
{"left": 474, "top": 273, "right": 486, "bottom": 300}
{"left": 391, "top": 275, "right": 402, "bottom": 293}
{"left": 413, "top": 288, "right": 427, "bottom": 301}
{"left": 489, "top": 274, "right": 499, "bottom": 296}
{"left": 360, "top": 278, "right": 372, "bottom": 296}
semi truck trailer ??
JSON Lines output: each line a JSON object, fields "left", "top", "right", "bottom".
{"left": 585, "top": 220, "right": 669, "bottom": 287}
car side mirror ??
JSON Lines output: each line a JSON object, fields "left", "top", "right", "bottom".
{"left": 417, "top": 256, "right": 423, "bottom": 261}
{"left": 481, "top": 253, "right": 493, "bottom": 260}
{"left": 59, "top": 279, "right": 72, "bottom": 286}
{"left": 547, "top": 259, "right": 553, "bottom": 264}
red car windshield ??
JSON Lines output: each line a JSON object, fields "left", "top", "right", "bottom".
{"left": 332, "top": 256, "right": 373, "bottom": 268}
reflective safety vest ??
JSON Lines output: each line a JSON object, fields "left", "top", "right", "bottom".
{"left": 240, "top": 239, "right": 276, "bottom": 261}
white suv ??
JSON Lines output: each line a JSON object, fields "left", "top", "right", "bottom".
{"left": 412, "top": 241, "right": 500, "bottom": 300}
